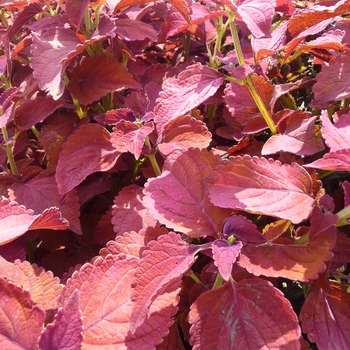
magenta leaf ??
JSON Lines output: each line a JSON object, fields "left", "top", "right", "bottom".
{"left": 56, "top": 124, "right": 120, "bottom": 194}
{"left": 115, "top": 18, "right": 157, "bottom": 41}
{"left": 205, "top": 155, "right": 315, "bottom": 224}
{"left": 188, "top": 278, "right": 301, "bottom": 349}
{"left": 143, "top": 148, "right": 232, "bottom": 237}
{"left": 154, "top": 64, "right": 225, "bottom": 136}
{"left": 300, "top": 282, "right": 350, "bottom": 350}
{"left": 0, "top": 277, "right": 46, "bottom": 350}
{"left": 313, "top": 51, "right": 350, "bottom": 104}
{"left": 212, "top": 240, "right": 243, "bottom": 281}
{"left": 65, "top": 0, "right": 90, "bottom": 29}
{"left": 262, "top": 110, "right": 325, "bottom": 156}
{"left": 67, "top": 55, "right": 141, "bottom": 105}
{"left": 31, "top": 28, "right": 81, "bottom": 99}
{"left": 305, "top": 149, "right": 350, "bottom": 171}
{"left": 39, "top": 291, "right": 83, "bottom": 350}
{"left": 130, "top": 232, "right": 198, "bottom": 333}
{"left": 237, "top": 0, "right": 276, "bottom": 39}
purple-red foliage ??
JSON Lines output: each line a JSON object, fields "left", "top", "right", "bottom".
{"left": 0, "top": 0, "right": 350, "bottom": 349}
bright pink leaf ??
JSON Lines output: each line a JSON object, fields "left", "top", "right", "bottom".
{"left": 205, "top": 155, "right": 315, "bottom": 224}
{"left": 313, "top": 51, "right": 350, "bottom": 104}
{"left": 31, "top": 28, "right": 81, "bottom": 99}
{"left": 262, "top": 110, "right": 324, "bottom": 156}
{"left": 188, "top": 278, "right": 301, "bottom": 349}
{"left": 305, "top": 149, "right": 350, "bottom": 171}
{"left": 115, "top": 18, "right": 157, "bottom": 41}
{"left": 130, "top": 232, "right": 198, "bottom": 332}
{"left": 300, "top": 282, "right": 350, "bottom": 350}
{"left": 111, "top": 120, "right": 154, "bottom": 159}
{"left": 39, "top": 291, "right": 83, "bottom": 350}
{"left": 111, "top": 184, "right": 157, "bottom": 236}
{"left": 143, "top": 148, "right": 232, "bottom": 237}
{"left": 67, "top": 55, "right": 141, "bottom": 105}
{"left": 237, "top": 0, "right": 276, "bottom": 39}
{"left": 56, "top": 124, "right": 120, "bottom": 194}
{"left": 0, "top": 277, "right": 46, "bottom": 350}
{"left": 212, "top": 240, "right": 242, "bottom": 281}
{"left": 158, "top": 115, "right": 212, "bottom": 156}
{"left": 154, "top": 64, "right": 225, "bottom": 136}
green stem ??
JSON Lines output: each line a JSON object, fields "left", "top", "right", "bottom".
{"left": 144, "top": 137, "right": 161, "bottom": 176}
{"left": 336, "top": 205, "right": 350, "bottom": 227}
{"left": 31, "top": 126, "right": 40, "bottom": 140}
{"left": 212, "top": 273, "right": 224, "bottom": 289}
{"left": 190, "top": 271, "right": 205, "bottom": 285}
{"left": 1, "top": 126, "right": 18, "bottom": 176}
{"left": 207, "top": 104, "right": 216, "bottom": 132}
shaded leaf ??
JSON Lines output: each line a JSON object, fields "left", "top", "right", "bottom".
{"left": 0, "top": 277, "right": 46, "bottom": 350}
{"left": 188, "top": 278, "right": 301, "bottom": 349}
{"left": 143, "top": 148, "right": 232, "bottom": 237}
{"left": 39, "top": 291, "right": 83, "bottom": 350}
{"left": 300, "top": 282, "right": 350, "bottom": 350}
{"left": 205, "top": 155, "right": 315, "bottom": 224}
{"left": 67, "top": 55, "right": 141, "bottom": 105}
{"left": 56, "top": 124, "right": 120, "bottom": 194}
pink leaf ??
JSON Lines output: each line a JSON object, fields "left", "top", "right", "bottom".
{"left": 111, "top": 120, "right": 154, "bottom": 159}
{"left": 300, "top": 282, "right": 350, "bottom": 350}
{"left": 237, "top": 0, "right": 276, "bottom": 39}
{"left": 305, "top": 149, "right": 350, "bottom": 171}
{"left": 205, "top": 155, "right": 315, "bottom": 224}
{"left": 39, "top": 291, "right": 83, "bottom": 350}
{"left": 143, "top": 148, "right": 232, "bottom": 237}
{"left": 130, "top": 232, "right": 198, "bottom": 332}
{"left": 154, "top": 64, "right": 224, "bottom": 136}
{"left": 65, "top": 0, "right": 90, "bottom": 28}
{"left": 111, "top": 184, "right": 157, "bottom": 236}
{"left": 115, "top": 18, "right": 157, "bottom": 41}
{"left": 313, "top": 51, "right": 350, "bottom": 104}
{"left": 67, "top": 55, "right": 141, "bottom": 105}
{"left": 0, "top": 277, "right": 46, "bottom": 350}
{"left": 188, "top": 278, "right": 301, "bottom": 349}
{"left": 212, "top": 240, "right": 243, "bottom": 281}
{"left": 31, "top": 28, "right": 81, "bottom": 99}
{"left": 262, "top": 110, "right": 325, "bottom": 156}
{"left": 56, "top": 124, "right": 120, "bottom": 194}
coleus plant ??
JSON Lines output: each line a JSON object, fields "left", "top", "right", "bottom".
{"left": 0, "top": 0, "right": 350, "bottom": 348}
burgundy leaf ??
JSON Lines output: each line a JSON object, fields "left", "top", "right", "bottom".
{"left": 111, "top": 184, "right": 157, "bottom": 236}
{"left": 31, "top": 28, "right": 81, "bottom": 99}
{"left": 130, "top": 232, "right": 198, "bottom": 332}
{"left": 158, "top": 115, "right": 212, "bottom": 156}
{"left": 94, "top": 108, "right": 135, "bottom": 125}
{"left": 115, "top": 18, "right": 157, "bottom": 41}
{"left": 300, "top": 282, "right": 350, "bottom": 350}
{"left": 0, "top": 277, "right": 46, "bottom": 350}
{"left": 56, "top": 124, "right": 120, "bottom": 194}
{"left": 111, "top": 120, "right": 154, "bottom": 159}
{"left": 262, "top": 110, "right": 325, "bottom": 156}
{"left": 237, "top": 0, "right": 276, "bottom": 39}
{"left": 205, "top": 155, "right": 315, "bottom": 224}
{"left": 154, "top": 64, "right": 225, "bottom": 137}
{"left": 313, "top": 52, "right": 350, "bottom": 104}
{"left": 188, "top": 278, "right": 301, "bottom": 349}
{"left": 212, "top": 240, "right": 242, "bottom": 281}
{"left": 67, "top": 55, "right": 141, "bottom": 105}
{"left": 39, "top": 291, "right": 83, "bottom": 350}
{"left": 143, "top": 148, "right": 232, "bottom": 237}
{"left": 65, "top": 0, "right": 90, "bottom": 28}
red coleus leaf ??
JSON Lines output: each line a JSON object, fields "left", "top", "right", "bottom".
{"left": 67, "top": 55, "right": 141, "bottom": 105}
{"left": 188, "top": 278, "right": 301, "bottom": 349}
{"left": 115, "top": 18, "right": 157, "bottom": 41}
{"left": 56, "top": 124, "right": 120, "bottom": 194}
{"left": 300, "top": 282, "right": 350, "bottom": 350}
{"left": 239, "top": 207, "right": 337, "bottom": 282}
{"left": 143, "top": 148, "right": 232, "bottom": 237}
{"left": 236, "top": 0, "right": 276, "bottom": 39}
{"left": 154, "top": 64, "right": 225, "bottom": 137}
{"left": 0, "top": 256, "right": 63, "bottom": 311}
{"left": 313, "top": 52, "right": 350, "bottom": 104}
{"left": 305, "top": 149, "right": 350, "bottom": 171}
{"left": 212, "top": 240, "right": 243, "bottom": 281}
{"left": 158, "top": 115, "right": 212, "bottom": 156}
{"left": 65, "top": 0, "right": 90, "bottom": 29}
{"left": 262, "top": 110, "right": 325, "bottom": 156}
{"left": 205, "top": 155, "right": 315, "bottom": 224}
{"left": 39, "top": 291, "right": 83, "bottom": 350}
{"left": 0, "top": 277, "right": 46, "bottom": 350}
{"left": 111, "top": 184, "right": 158, "bottom": 236}
{"left": 31, "top": 28, "right": 81, "bottom": 99}
{"left": 130, "top": 232, "right": 198, "bottom": 332}
{"left": 0, "top": 198, "right": 69, "bottom": 245}
{"left": 58, "top": 254, "right": 178, "bottom": 348}
{"left": 110, "top": 120, "right": 154, "bottom": 159}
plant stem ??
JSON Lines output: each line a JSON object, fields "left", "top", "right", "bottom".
{"left": 212, "top": 273, "right": 224, "bottom": 289}
{"left": 144, "top": 136, "right": 161, "bottom": 176}
{"left": 190, "top": 271, "right": 205, "bottom": 285}
{"left": 1, "top": 126, "right": 18, "bottom": 176}
{"left": 336, "top": 205, "right": 350, "bottom": 227}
